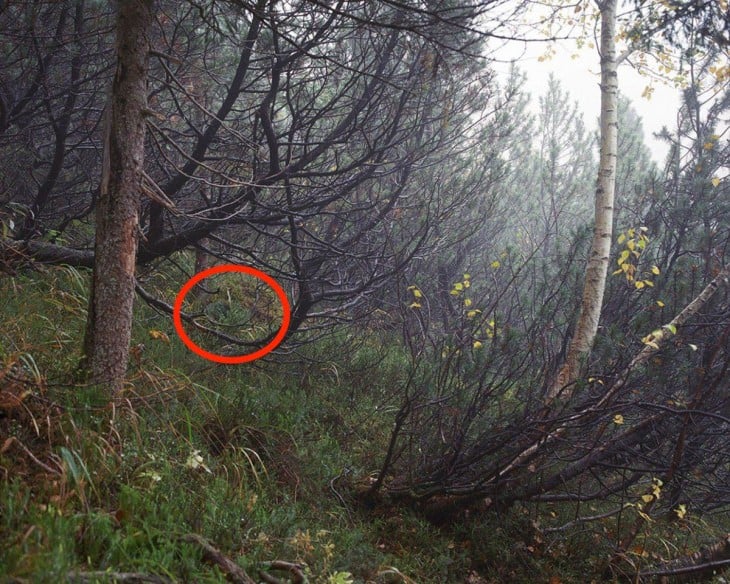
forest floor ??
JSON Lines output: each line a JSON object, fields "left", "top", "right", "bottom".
{"left": 1, "top": 266, "right": 728, "bottom": 583}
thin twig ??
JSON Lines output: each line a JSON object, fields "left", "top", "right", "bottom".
{"left": 7, "top": 437, "right": 61, "bottom": 475}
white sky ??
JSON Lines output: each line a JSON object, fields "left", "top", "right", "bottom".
{"left": 490, "top": 37, "right": 680, "bottom": 164}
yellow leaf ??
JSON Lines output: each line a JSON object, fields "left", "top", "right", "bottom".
{"left": 453, "top": 282, "right": 463, "bottom": 291}
{"left": 617, "top": 233, "right": 626, "bottom": 244}
{"left": 637, "top": 509, "right": 653, "bottom": 522}
{"left": 613, "top": 414, "right": 624, "bottom": 425}
{"left": 491, "top": 260, "right": 501, "bottom": 269}
{"left": 412, "top": 289, "right": 422, "bottom": 298}
{"left": 409, "top": 302, "right": 421, "bottom": 309}
{"left": 473, "top": 340, "right": 483, "bottom": 349}
{"left": 703, "top": 141, "right": 714, "bottom": 150}
{"left": 635, "top": 281, "right": 645, "bottom": 289}
{"left": 149, "top": 329, "right": 170, "bottom": 343}
{"left": 656, "top": 300, "right": 665, "bottom": 307}
{"left": 464, "top": 298, "right": 472, "bottom": 307}
{"left": 641, "top": 494, "right": 654, "bottom": 503}
{"left": 466, "top": 309, "right": 481, "bottom": 318}
{"left": 711, "top": 176, "right": 721, "bottom": 187}
{"left": 674, "top": 504, "right": 687, "bottom": 519}
{"left": 651, "top": 265, "right": 660, "bottom": 275}
{"left": 463, "top": 273, "right": 471, "bottom": 280}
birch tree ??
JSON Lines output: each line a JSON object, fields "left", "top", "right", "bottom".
{"left": 548, "top": 0, "right": 618, "bottom": 400}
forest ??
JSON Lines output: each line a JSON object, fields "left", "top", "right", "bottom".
{"left": 0, "top": 0, "right": 729, "bottom": 582}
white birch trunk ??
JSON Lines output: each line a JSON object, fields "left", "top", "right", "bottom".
{"left": 548, "top": 0, "right": 618, "bottom": 401}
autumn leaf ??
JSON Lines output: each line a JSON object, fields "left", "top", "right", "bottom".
{"left": 674, "top": 504, "right": 687, "bottom": 519}
{"left": 613, "top": 414, "right": 624, "bottom": 425}
{"left": 149, "top": 329, "right": 170, "bottom": 343}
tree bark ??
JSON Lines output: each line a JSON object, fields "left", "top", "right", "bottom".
{"left": 81, "top": 0, "right": 152, "bottom": 393}
{"left": 548, "top": 0, "right": 618, "bottom": 401}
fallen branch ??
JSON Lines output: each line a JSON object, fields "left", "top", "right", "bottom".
{"left": 67, "top": 571, "right": 172, "bottom": 583}
{"left": 180, "top": 533, "right": 256, "bottom": 584}
{"left": 635, "top": 535, "right": 730, "bottom": 583}
{"left": 259, "top": 560, "right": 308, "bottom": 584}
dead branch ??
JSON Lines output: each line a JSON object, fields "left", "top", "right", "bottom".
{"left": 259, "top": 560, "right": 308, "bottom": 584}
{"left": 636, "top": 535, "right": 730, "bottom": 582}
{"left": 67, "top": 571, "right": 173, "bottom": 583}
{"left": 180, "top": 533, "right": 256, "bottom": 584}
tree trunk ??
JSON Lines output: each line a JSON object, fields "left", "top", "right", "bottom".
{"left": 548, "top": 0, "right": 618, "bottom": 401}
{"left": 82, "top": 0, "right": 152, "bottom": 393}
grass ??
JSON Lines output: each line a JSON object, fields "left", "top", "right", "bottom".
{"left": 1, "top": 266, "right": 728, "bottom": 583}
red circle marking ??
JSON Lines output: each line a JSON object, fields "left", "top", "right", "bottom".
{"left": 172, "top": 264, "right": 291, "bottom": 364}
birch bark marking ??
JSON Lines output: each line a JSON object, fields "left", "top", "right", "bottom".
{"left": 82, "top": 0, "right": 152, "bottom": 393}
{"left": 548, "top": 0, "right": 618, "bottom": 401}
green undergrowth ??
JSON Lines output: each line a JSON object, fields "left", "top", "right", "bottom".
{"left": 1, "top": 266, "right": 727, "bottom": 583}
